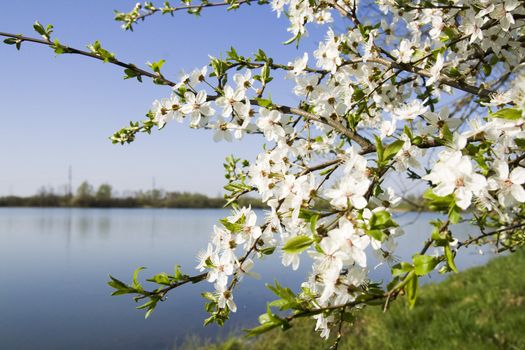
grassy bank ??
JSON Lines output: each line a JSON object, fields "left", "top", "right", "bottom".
{"left": 184, "top": 249, "right": 525, "bottom": 350}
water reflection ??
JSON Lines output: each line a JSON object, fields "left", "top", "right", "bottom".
{"left": 0, "top": 208, "right": 495, "bottom": 350}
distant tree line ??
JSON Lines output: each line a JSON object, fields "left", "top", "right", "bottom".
{"left": 0, "top": 181, "right": 264, "bottom": 209}
{"left": 0, "top": 182, "right": 428, "bottom": 211}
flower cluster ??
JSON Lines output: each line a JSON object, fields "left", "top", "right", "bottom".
{"left": 102, "top": 0, "right": 525, "bottom": 342}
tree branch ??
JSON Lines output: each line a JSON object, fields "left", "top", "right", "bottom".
{"left": 116, "top": 0, "right": 258, "bottom": 30}
{"left": 457, "top": 222, "right": 525, "bottom": 248}
{"left": 0, "top": 31, "right": 177, "bottom": 86}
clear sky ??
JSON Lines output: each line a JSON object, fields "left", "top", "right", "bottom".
{"left": 0, "top": 0, "right": 328, "bottom": 196}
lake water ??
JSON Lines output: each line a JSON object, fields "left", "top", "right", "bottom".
{"left": 0, "top": 208, "right": 496, "bottom": 350}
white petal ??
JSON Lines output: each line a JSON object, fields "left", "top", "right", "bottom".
{"left": 495, "top": 161, "right": 509, "bottom": 180}
{"left": 455, "top": 188, "right": 472, "bottom": 210}
{"left": 510, "top": 167, "right": 525, "bottom": 185}
{"left": 511, "top": 184, "right": 525, "bottom": 202}
{"left": 292, "top": 256, "right": 300, "bottom": 270}
{"left": 487, "top": 178, "right": 499, "bottom": 191}
{"left": 196, "top": 90, "right": 207, "bottom": 103}
{"left": 434, "top": 183, "right": 455, "bottom": 197}
{"left": 227, "top": 298, "right": 237, "bottom": 312}
{"left": 353, "top": 249, "right": 367, "bottom": 268}
{"left": 184, "top": 92, "right": 195, "bottom": 103}
{"left": 351, "top": 196, "right": 368, "bottom": 209}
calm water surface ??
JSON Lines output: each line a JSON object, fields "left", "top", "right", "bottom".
{"left": 0, "top": 208, "right": 495, "bottom": 349}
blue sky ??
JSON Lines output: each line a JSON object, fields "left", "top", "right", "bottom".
{"left": 0, "top": 0, "right": 328, "bottom": 196}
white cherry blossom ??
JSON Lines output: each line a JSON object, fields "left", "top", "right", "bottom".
{"left": 488, "top": 161, "right": 525, "bottom": 207}
{"left": 424, "top": 151, "right": 488, "bottom": 209}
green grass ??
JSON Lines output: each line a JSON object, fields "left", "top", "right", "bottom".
{"left": 180, "top": 249, "right": 525, "bottom": 350}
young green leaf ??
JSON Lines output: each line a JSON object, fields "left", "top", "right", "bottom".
{"left": 392, "top": 262, "right": 414, "bottom": 277}
{"left": 282, "top": 235, "right": 313, "bottom": 254}
{"left": 406, "top": 274, "right": 418, "bottom": 309}
{"left": 383, "top": 139, "right": 404, "bottom": 162}
{"left": 490, "top": 108, "right": 522, "bottom": 120}
{"left": 412, "top": 254, "right": 438, "bottom": 276}
{"left": 369, "top": 210, "right": 398, "bottom": 230}
{"left": 367, "top": 229, "right": 389, "bottom": 242}
{"left": 132, "top": 266, "right": 146, "bottom": 290}
{"left": 309, "top": 214, "right": 319, "bottom": 234}
{"left": 444, "top": 245, "right": 459, "bottom": 273}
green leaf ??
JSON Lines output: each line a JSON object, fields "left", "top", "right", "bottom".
{"left": 220, "top": 218, "right": 244, "bottom": 233}
{"left": 144, "top": 307, "right": 155, "bottom": 319}
{"left": 260, "top": 63, "right": 271, "bottom": 83}
{"left": 374, "top": 135, "right": 385, "bottom": 165}
{"left": 202, "top": 292, "right": 216, "bottom": 302}
{"left": 367, "top": 229, "right": 389, "bottom": 242}
{"left": 107, "top": 275, "right": 135, "bottom": 295}
{"left": 298, "top": 208, "right": 318, "bottom": 221}
{"left": 254, "top": 49, "right": 267, "bottom": 62}
{"left": 431, "top": 226, "right": 453, "bottom": 247}
{"left": 441, "top": 123, "right": 454, "bottom": 143}
{"left": 87, "top": 40, "right": 116, "bottom": 62}
{"left": 482, "top": 64, "right": 492, "bottom": 76}
{"left": 3, "top": 37, "right": 18, "bottom": 45}
{"left": 210, "top": 57, "right": 228, "bottom": 78}
{"left": 147, "top": 272, "right": 171, "bottom": 285}
{"left": 268, "top": 299, "right": 294, "bottom": 310}
{"left": 423, "top": 189, "right": 455, "bottom": 212}
{"left": 515, "top": 138, "right": 525, "bottom": 149}
{"left": 132, "top": 266, "right": 146, "bottom": 290}
{"left": 53, "top": 39, "right": 66, "bottom": 55}
{"left": 282, "top": 235, "right": 313, "bottom": 254}
{"left": 226, "top": 46, "right": 239, "bottom": 60}
{"left": 319, "top": 166, "right": 337, "bottom": 176}
{"left": 246, "top": 305, "right": 288, "bottom": 336}
{"left": 442, "top": 26, "right": 460, "bottom": 41}
{"left": 383, "top": 140, "right": 404, "bottom": 162}
{"left": 256, "top": 98, "right": 273, "bottom": 108}
{"left": 173, "top": 264, "right": 187, "bottom": 281}
{"left": 45, "top": 24, "right": 54, "bottom": 36}
{"left": 448, "top": 204, "right": 461, "bottom": 224}
{"left": 369, "top": 210, "right": 398, "bottom": 230}
{"left": 283, "top": 33, "right": 299, "bottom": 45}
{"left": 412, "top": 254, "right": 438, "bottom": 276}
{"left": 448, "top": 66, "right": 460, "bottom": 77}
{"left": 33, "top": 21, "right": 46, "bottom": 36}
{"left": 147, "top": 59, "right": 166, "bottom": 74}
{"left": 267, "top": 280, "right": 296, "bottom": 301}
{"left": 136, "top": 298, "right": 159, "bottom": 319}
{"left": 259, "top": 246, "right": 276, "bottom": 255}
{"left": 444, "top": 245, "right": 459, "bottom": 273}
{"left": 490, "top": 108, "right": 522, "bottom": 121}
{"left": 123, "top": 67, "right": 143, "bottom": 82}
{"left": 403, "top": 125, "right": 413, "bottom": 140}
{"left": 406, "top": 274, "right": 418, "bottom": 309}
{"left": 310, "top": 214, "right": 319, "bottom": 234}
{"left": 392, "top": 262, "right": 414, "bottom": 277}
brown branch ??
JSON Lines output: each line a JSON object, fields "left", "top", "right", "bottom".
{"left": 126, "top": 0, "right": 255, "bottom": 24}
{"left": 457, "top": 222, "right": 525, "bottom": 248}
{"left": 276, "top": 103, "right": 376, "bottom": 152}
{"left": 364, "top": 57, "right": 493, "bottom": 99}
{"left": 135, "top": 272, "right": 207, "bottom": 301}
{"left": 0, "top": 31, "right": 177, "bottom": 87}
{"left": 299, "top": 159, "right": 342, "bottom": 176}
{"left": 0, "top": 31, "right": 496, "bottom": 151}
{"left": 0, "top": 31, "right": 376, "bottom": 151}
